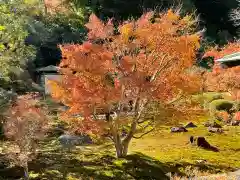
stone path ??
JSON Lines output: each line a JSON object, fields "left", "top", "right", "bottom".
{"left": 192, "top": 169, "right": 240, "bottom": 180}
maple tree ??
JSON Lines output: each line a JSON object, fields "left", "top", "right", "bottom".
{"left": 203, "top": 42, "right": 240, "bottom": 101}
{"left": 216, "top": 111, "right": 231, "bottom": 122}
{"left": 48, "top": 9, "right": 202, "bottom": 158}
{"left": 3, "top": 93, "right": 49, "bottom": 180}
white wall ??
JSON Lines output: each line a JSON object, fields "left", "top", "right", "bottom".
{"left": 44, "top": 74, "right": 62, "bottom": 94}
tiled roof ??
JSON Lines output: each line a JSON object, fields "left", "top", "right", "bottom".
{"left": 36, "top": 65, "right": 59, "bottom": 72}
{"left": 216, "top": 52, "right": 240, "bottom": 63}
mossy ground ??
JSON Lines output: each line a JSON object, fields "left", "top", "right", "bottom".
{"left": 0, "top": 116, "right": 239, "bottom": 180}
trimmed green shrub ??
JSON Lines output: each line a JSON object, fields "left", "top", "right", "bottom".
{"left": 209, "top": 99, "right": 235, "bottom": 114}
{"left": 192, "top": 92, "right": 224, "bottom": 109}
{"left": 203, "top": 93, "right": 224, "bottom": 103}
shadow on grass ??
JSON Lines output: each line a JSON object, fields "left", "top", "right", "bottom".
{"left": 0, "top": 150, "right": 172, "bottom": 180}
{"left": 0, "top": 148, "right": 237, "bottom": 180}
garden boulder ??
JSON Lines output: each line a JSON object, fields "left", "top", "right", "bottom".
{"left": 58, "top": 134, "right": 93, "bottom": 151}
{"left": 208, "top": 127, "right": 224, "bottom": 133}
{"left": 185, "top": 122, "right": 197, "bottom": 128}
{"left": 231, "top": 120, "right": 240, "bottom": 126}
{"left": 189, "top": 136, "right": 219, "bottom": 152}
{"left": 204, "top": 121, "right": 222, "bottom": 128}
{"left": 170, "top": 127, "right": 188, "bottom": 133}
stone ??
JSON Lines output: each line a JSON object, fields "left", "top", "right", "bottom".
{"left": 231, "top": 120, "right": 240, "bottom": 126}
{"left": 185, "top": 122, "right": 197, "bottom": 128}
{"left": 228, "top": 169, "right": 240, "bottom": 177}
{"left": 204, "top": 121, "right": 222, "bottom": 128}
{"left": 196, "top": 159, "right": 207, "bottom": 164}
{"left": 208, "top": 127, "right": 224, "bottom": 133}
{"left": 189, "top": 136, "right": 219, "bottom": 152}
{"left": 170, "top": 127, "right": 188, "bottom": 133}
{"left": 58, "top": 134, "right": 92, "bottom": 151}
{"left": 204, "top": 121, "right": 211, "bottom": 127}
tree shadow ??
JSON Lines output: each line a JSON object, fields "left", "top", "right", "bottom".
{"left": 0, "top": 148, "right": 238, "bottom": 180}
{"left": 0, "top": 148, "right": 174, "bottom": 180}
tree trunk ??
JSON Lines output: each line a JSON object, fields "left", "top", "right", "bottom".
{"left": 114, "top": 137, "right": 130, "bottom": 158}
{"left": 106, "top": 112, "right": 130, "bottom": 158}
{"left": 106, "top": 97, "right": 144, "bottom": 158}
{"left": 24, "top": 165, "right": 29, "bottom": 180}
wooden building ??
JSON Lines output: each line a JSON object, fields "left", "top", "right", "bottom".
{"left": 35, "top": 65, "right": 61, "bottom": 95}
{"left": 216, "top": 52, "right": 240, "bottom": 68}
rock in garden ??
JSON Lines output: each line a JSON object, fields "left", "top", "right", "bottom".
{"left": 185, "top": 122, "right": 197, "bottom": 128}
{"left": 204, "top": 121, "right": 211, "bottom": 127}
{"left": 208, "top": 127, "right": 223, "bottom": 133}
{"left": 170, "top": 127, "right": 188, "bottom": 133}
{"left": 196, "top": 159, "right": 207, "bottom": 164}
{"left": 204, "top": 121, "right": 222, "bottom": 128}
{"left": 189, "top": 136, "right": 219, "bottom": 152}
{"left": 228, "top": 169, "right": 240, "bottom": 177}
{"left": 58, "top": 134, "right": 92, "bottom": 151}
{"left": 230, "top": 120, "right": 240, "bottom": 126}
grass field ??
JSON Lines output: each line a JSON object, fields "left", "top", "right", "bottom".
{"left": 1, "top": 116, "right": 240, "bottom": 180}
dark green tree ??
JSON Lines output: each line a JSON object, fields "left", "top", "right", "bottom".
{"left": 0, "top": 0, "right": 37, "bottom": 91}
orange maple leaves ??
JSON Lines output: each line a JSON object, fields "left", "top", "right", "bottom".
{"left": 203, "top": 42, "right": 240, "bottom": 60}
{"left": 4, "top": 93, "right": 48, "bottom": 140}
{"left": 203, "top": 42, "right": 240, "bottom": 100}
{"left": 48, "top": 9, "right": 202, "bottom": 134}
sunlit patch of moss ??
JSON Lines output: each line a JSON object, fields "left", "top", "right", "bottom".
{"left": 29, "top": 172, "right": 40, "bottom": 178}
{"left": 113, "top": 159, "right": 128, "bottom": 167}
{"left": 45, "top": 169, "right": 63, "bottom": 178}
{"left": 101, "top": 170, "right": 114, "bottom": 177}
{"left": 130, "top": 120, "right": 240, "bottom": 174}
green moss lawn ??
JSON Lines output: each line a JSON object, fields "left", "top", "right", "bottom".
{"left": 1, "top": 116, "right": 239, "bottom": 180}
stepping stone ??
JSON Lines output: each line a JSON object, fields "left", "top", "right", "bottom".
{"left": 204, "top": 121, "right": 222, "bottom": 128}
{"left": 185, "top": 122, "right": 197, "bottom": 128}
{"left": 231, "top": 120, "right": 240, "bottom": 126}
{"left": 208, "top": 127, "right": 224, "bottom": 133}
{"left": 170, "top": 127, "right": 188, "bottom": 133}
{"left": 189, "top": 136, "right": 219, "bottom": 152}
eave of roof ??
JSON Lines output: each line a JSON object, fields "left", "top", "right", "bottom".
{"left": 36, "top": 65, "right": 59, "bottom": 72}
{"left": 215, "top": 52, "right": 240, "bottom": 63}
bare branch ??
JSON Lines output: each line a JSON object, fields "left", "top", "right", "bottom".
{"left": 167, "top": 90, "right": 184, "bottom": 105}
{"left": 133, "top": 128, "right": 155, "bottom": 139}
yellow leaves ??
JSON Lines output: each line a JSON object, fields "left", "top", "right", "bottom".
{"left": 166, "top": 9, "right": 179, "bottom": 21}
{"left": 180, "top": 14, "right": 196, "bottom": 28}
{"left": 119, "top": 23, "right": 134, "bottom": 43}
{"left": 46, "top": 80, "right": 66, "bottom": 100}
{"left": 189, "top": 34, "right": 201, "bottom": 49}
{"left": 24, "top": 0, "right": 37, "bottom": 5}
{"left": 0, "top": 44, "right": 5, "bottom": 50}
{"left": 0, "top": 25, "right": 6, "bottom": 31}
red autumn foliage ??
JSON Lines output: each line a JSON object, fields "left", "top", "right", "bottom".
{"left": 3, "top": 93, "right": 49, "bottom": 178}
{"left": 216, "top": 111, "right": 231, "bottom": 122}
{"left": 48, "top": 9, "right": 202, "bottom": 157}
{"left": 234, "top": 111, "right": 240, "bottom": 121}
{"left": 203, "top": 42, "right": 240, "bottom": 60}
{"left": 203, "top": 42, "right": 240, "bottom": 100}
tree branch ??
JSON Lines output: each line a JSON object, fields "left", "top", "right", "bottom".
{"left": 122, "top": 97, "right": 141, "bottom": 144}
{"left": 92, "top": 105, "right": 98, "bottom": 120}
{"left": 167, "top": 90, "right": 184, "bottom": 104}
{"left": 133, "top": 128, "right": 155, "bottom": 139}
